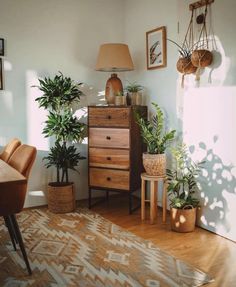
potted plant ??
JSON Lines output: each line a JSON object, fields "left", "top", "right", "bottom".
{"left": 167, "top": 144, "right": 204, "bottom": 232}
{"left": 114, "top": 91, "right": 126, "bottom": 106}
{"left": 33, "top": 72, "right": 86, "bottom": 213}
{"left": 135, "top": 102, "right": 176, "bottom": 176}
{"left": 125, "top": 82, "right": 143, "bottom": 105}
{"left": 168, "top": 39, "right": 197, "bottom": 88}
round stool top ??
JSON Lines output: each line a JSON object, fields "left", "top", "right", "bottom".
{"left": 141, "top": 172, "right": 167, "bottom": 180}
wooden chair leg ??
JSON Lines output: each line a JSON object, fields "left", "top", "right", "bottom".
{"left": 3, "top": 216, "right": 17, "bottom": 251}
{"left": 10, "top": 214, "right": 32, "bottom": 275}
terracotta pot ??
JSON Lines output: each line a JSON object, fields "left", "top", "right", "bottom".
{"left": 142, "top": 153, "right": 166, "bottom": 176}
{"left": 191, "top": 49, "right": 213, "bottom": 68}
{"left": 170, "top": 207, "right": 197, "bottom": 233}
{"left": 48, "top": 182, "right": 75, "bottom": 213}
{"left": 176, "top": 57, "right": 197, "bottom": 74}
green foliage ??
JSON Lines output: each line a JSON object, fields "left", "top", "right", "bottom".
{"left": 115, "top": 91, "right": 124, "bottom": 97}
{"left": 125, "top": 81, "right": 143, "bottom": 93}
{"left": 34, "top": 72, "right": 83, "bottom": 111}
{"left": 43, "top": 110, "right": 86, "bottom": 143}
{"left": 167, "top": 144, "right": 205, "bottom": 209}
{"left": 33, "top": 72, "right": 86, "bottom": 184}
{"left": 167, "top": 38, "right": 195, "bottom": 59}
{"left": 135, "top": 102, "right": 176, "bottom": 154}
{"left": 43, "top": 142, "right": 85, "bottom": 183}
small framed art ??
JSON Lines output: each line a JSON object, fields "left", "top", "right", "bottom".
{"left": 0, "top": 58, "right": 3, "bottom": 90}
{"left": 146, "top": 26, "right": 166, "bottom": 70}
{"left": 0, "top": 38, "right": 4, "bottom": 56}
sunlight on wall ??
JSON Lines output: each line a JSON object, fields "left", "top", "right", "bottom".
{"left": 26, "top": 70, "right": 49, "bottom": 151}
{"left": 0, "top": 91, "right": 13, "bottom": 117}
{"left": 3, "top": 60, "right": 12, "bottom": 71}
{"left": 182, "top": 86, "right": 236, "bottom": 241}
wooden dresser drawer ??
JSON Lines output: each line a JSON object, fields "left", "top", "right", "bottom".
{"left": 89, "top": 148, "right": 129, "bottom": 170}
{"left": 89, "top": 128, "right": 129, "bottom": 149}
{"left": 90, "top": 168, "right": 129, "bottom": 190}
{"left": 89, "top": 107, "right": 130, "bottom": 127}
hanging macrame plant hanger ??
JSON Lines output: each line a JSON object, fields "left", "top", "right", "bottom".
{"left": 177, "top": 8, "right": 197, "bottom": 88}
{"left": 190, "top": 0, "right": 214, "bottom": 81}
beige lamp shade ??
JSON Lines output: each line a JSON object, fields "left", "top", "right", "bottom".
{"left": 96, "top": 43, "right": 134, "bottom": 72}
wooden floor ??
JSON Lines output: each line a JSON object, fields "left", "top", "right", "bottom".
{"left": 80, "top": 194, "right": 236, "bottom": 287}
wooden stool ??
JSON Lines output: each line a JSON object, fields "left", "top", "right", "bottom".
{"left": 141, "top": 173, "right": 167, "bottom": 224}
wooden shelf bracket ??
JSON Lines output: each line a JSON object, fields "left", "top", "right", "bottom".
{"left": 189, "top": 0, "right": 214, "bottom": 11}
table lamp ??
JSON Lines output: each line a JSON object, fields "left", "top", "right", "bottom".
{"left": 95, "top": 43, "right": 134, "bottom": 105}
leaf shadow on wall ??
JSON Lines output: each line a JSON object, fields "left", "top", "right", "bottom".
{"left": 189, "top": 136, "right": 236, "bottom": 237}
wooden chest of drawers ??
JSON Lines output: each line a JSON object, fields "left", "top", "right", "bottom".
{"left": 88, "top": 105, "right": 147, "bottom": 213}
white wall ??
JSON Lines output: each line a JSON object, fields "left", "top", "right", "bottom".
{"left": 0, "top": 0, "right": 125, "bottom": 206}
{"left": 124, "top": 0, "right": 236, "bottom": 241}
{"left": 178, "top": 0, "right": 236, "bottom": 242}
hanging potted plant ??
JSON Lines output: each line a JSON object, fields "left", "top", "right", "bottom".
{"left": 135, "top": 102, "right": 176, "bottom": 176}
{"left": 191, "top": 4, "right": 213, "bottom": 80}
{"left": 167, "top": 144, "right": 204, "bottom": 232}
{"left": 33, "top": 72, "right": 86, "bottom": 213}
{"left": 168, "top": 39, "right": 197, "bottom": 88}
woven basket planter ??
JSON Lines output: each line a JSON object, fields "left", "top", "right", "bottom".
{"left": 176, "top": 57, "right": 197, "bottom": 74}
{"left": 142, "top": 153, "right": 166, "bottom": 176}
{"left": 191, "top": 49, "right": 213, "bottom": 68}
{"left": 48, "top": 182, "right": 76, "bottom": 213}
{"left": 170, "top": 207, "right": 197, "bottom": 233}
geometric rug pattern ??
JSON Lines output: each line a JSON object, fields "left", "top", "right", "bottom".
{"left": 0, "top": 208, "right": 213, "bottom": 287}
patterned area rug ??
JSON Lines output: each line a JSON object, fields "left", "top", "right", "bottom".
{"left": 0, "top": 208, "right": 213, "bottom": 287}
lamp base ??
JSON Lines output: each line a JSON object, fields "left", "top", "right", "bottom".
{"left": 105, "top": 73, "right": 123, "bottom": 105}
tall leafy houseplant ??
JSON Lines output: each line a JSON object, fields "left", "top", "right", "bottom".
{"left": 34, "top": 72, "right": 86, "bottom": 213}
{"left": 167, "top": 144, "right": 204, "bottom": 232}
{"left": 136, "top": 102, "right": 176, "bottom": 176}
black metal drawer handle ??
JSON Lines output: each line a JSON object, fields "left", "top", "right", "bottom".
{"left": 107, "top": 115, "right": 112, "bottom": 120}
{"left": 106, "top": 177, "right": 111, "bottom": 181}
{"left": 106, "top": 136, "right": 111, "bottom": 140}
{"left": 107, "top": 157, "right": 111, "bottom": 160}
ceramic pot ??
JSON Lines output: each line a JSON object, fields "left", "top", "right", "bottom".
{"left": 136, "top": 92, "right": 142, "bottom": 105}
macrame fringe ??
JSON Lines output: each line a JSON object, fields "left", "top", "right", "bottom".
{"left": 195, "top": 67, "right": 201, "bottom": 81}
{"left": 181, "top": 74, "right": 185, "bottom": 88}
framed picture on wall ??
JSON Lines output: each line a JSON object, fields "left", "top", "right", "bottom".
{"left": 0, "top": 58, "right": 3, "bottom": 90}
{"left": 0, "top": 38, "right": 4, "bottom": 56}
{"left": 146, "top": 26, "right": 166, "bottom": 70}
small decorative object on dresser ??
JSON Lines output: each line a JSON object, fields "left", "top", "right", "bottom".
{"left": 88, "top": 105, "right": 147, "bottom": 214}
{"left": 114, "top": 91, "right": 126, "bottom": 106}
{"left": 95, "top": 43, "right": 134, "bottom": 105}
{"left": 125, "top": 82, "right": 143, "bottom": 106}
{"left": 136, "top": 102, "right": 176, "bottom": 176}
